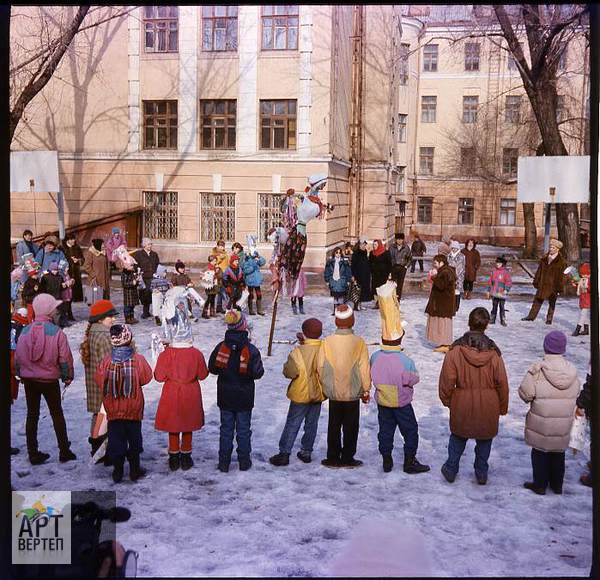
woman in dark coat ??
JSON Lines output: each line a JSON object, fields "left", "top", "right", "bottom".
{"left": 61, "top": 233, "right": 84, "bottom": 307}
{"left": 425, "top": 254, "right": 457, "bottom": 352}
{"left": 351, "top": 238, "right": 372, "bottom": 304}
{"left": 461, "top": 238, "right": 481, "bottom": 299}
{"left": 369, "top": 239, "right": 392, "bottom": 308}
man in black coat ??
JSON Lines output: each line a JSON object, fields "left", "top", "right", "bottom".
{"left": 389, "top": 233, "right": 412, "bottom": 300}
{"left": 132, "top": 238, "right": 160, "bottom": 319}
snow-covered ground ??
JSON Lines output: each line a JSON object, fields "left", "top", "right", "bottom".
{"left": 11, "top": 288, "right": 593, "bottom": 577}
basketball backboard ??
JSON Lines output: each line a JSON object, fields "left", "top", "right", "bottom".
{"left": 10, "top": 151, "right": 60, "bottom": 193}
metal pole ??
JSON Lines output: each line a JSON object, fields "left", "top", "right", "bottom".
{"left": 57, "top": 189, "right": 66, "bottom": 240}
{"left": 543, "top": 187, "right": 556, "bottom": 254}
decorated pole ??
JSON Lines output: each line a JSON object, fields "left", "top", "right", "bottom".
{"left": 267, "top": 289, "right": 280, "bottom": 356}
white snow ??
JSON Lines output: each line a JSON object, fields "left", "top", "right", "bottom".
{"left": 11, "top": 288, "right": 593, "bottom": 577}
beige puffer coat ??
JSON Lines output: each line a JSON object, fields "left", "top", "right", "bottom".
{"left": 518, "top": 354, "right": 580, "bottom": 452}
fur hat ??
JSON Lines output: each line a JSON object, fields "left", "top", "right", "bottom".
{"left": 395, "top": 233, "right": 405, "bottom": 240}
{"left": 225, "top": 309, "right": 248, "bottom": 331}
{"left": 32, "top": 294, "right": 62, "bottom": 318}
{"left": 335, "top": 304, "right": 355, "bottom": 329}
{"left": 110, "top": 324, "right": 132, "bottom": 347}
{"left": 450, "top": 240, "right": 461, "bottom": 251}
{"left": 89, "top": 299, "right": 118, "bottom": 323}
{"left": 549, "top": 238, "right": 563, "bottom": 250}
{"left": 43, "top": 235, "right": 59, "bottom": 247}
{"left": 142, "top": 237, "right": 152, "bottom": 247}
{"left": 301, "top": 318, "right": 323, "bottom": 339}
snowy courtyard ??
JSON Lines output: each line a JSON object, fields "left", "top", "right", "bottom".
{"left": 10, "top": 285, "right": 593, "bottom": 577}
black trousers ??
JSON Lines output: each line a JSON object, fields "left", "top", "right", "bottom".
{"left": 491, "top": 297, "right": 506, "bottom": 320}
{"left": 327, "top": 400, "right": 360, "bottom": 462}
{"left": 463, "top": 280, "right": 474, "bottom": 293}
{"left": 107, "top": 420, "right": 143, "bottom": 461}
{"left": 410, "top": 259, "right": 424, "bottom": 273}
{"left": 531, "top": 448, "right": 565, "bottom": 489}
{"left": 391, "top": 265, "right": 407, "bottom": 299}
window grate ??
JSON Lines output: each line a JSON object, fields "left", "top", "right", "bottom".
{"left": 258, "top": 193, "right": 283, "bottom": 242}
{"left": 143, "top": 191, "right": 178, "bottom": 240}
{"left": 200, "top": 192, "right": 236, "bottom": 242}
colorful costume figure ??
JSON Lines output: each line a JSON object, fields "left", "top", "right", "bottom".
{"left": 573, "top": 263, "right": 591, "bottom": 336}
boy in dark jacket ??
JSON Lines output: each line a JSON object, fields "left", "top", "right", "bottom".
{"left": 208, "top": 310, "right": 264, "bottom": 472}
{"left": 41, "top": 261, "right": 70, "bottom": 328}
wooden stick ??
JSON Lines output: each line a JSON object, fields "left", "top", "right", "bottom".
{"left": 267, "top": 288, "right": 280, "bottom": 356}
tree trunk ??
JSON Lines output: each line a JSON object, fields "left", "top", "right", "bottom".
{"left": 522, "top": 202, "right": 537, "bottom": 258}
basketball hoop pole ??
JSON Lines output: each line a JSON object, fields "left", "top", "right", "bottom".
{"left": 543, "top": 186, "right": 556, "bottom": 254}
{"left": 57, "top": 189, "right": 65, "bottom": 240}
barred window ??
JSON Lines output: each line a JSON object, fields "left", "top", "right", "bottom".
{"left": 419, "top": 147, "right": 434, "bottom": 175}
{"left": 144, "top": 6, "right": 178, "bottom": 53}
{"left": 502, "top": 148, "right": 519, "bottom": 176}
{"left": 202, "top": 5, "right": 238, "bottom": 51}
{"left": 143, "top": 191, "right": 178, "bottom": 240}
{"left": 417, "top": 196, "right": 433, "bottom": 224}
{"left": 200, "top": 192, "right": 236, "bottom": 241}
{"left": 262, "top": 5, "right": 299, "bottom": 50}
{"left": 143, "top": 100, "right": 178, "bottom": 149}
{"left": 421, "top": 96, "right": 437, "bottom": 123}
{"left": 461, "top": 147, "right": 476, "bottom": 175}
{"left": 398, "top": 114, "right": 407, "bottom": 143}
{"left": 399, "top": 43, "right": 409, "bottom": 85}
{"left": 465, "top": 42, "right": 480, "bottom": 71}
{"left": 458, "top": 197, "right": 474, "bottom": 225}
{"left": 423, "top": 44, "right": 438, "bottom": 72}
{"left": 462, "top": 96, "right": 478, "bottom": 123}
{"left": 499, "top": 198, "right": 516, "bottom": 226}
{"left": 260, "top": 100, "right": 297, "bottom": 149}
{"left": 505, "top": 95, "right": 522, "bottom": 123}
{"left": 200, "top": 100, "right": 236, "bottom": 149}
{"left": 258, "top": 193, "right": 283, "bottom": 242}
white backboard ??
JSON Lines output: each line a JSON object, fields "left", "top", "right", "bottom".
{"left": 10, "top": 151, "right": 60, "bottom": 192}
{"left": 517, "top": 155, "right": 589, "bottom": 203}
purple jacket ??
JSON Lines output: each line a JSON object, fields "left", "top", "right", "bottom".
{"left": 370, "top": 347, "right": 419, "bottom": 408}
{"left": 15, "top": 316, "right": 74, "bottom": 382}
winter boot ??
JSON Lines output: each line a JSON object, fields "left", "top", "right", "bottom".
{"left": 248, "top": 297, "right": 255, "bottom": 315}
{"left": 269, "top": 453, "right": 290, "bottom": 466}
{"left": 239, "top": 458, "right": 252, "bottom": 471}
{"left": 202, "top": 304, "right": 210, "bottom": 319}
{"left": 59, "top": 449, "right": 77, "bottom": 463}
{"left": 112, "top": 458, "right": 125, "bottom": 483}
{"left": 441, "top": 464, "right": 456, "bottom": 483}
{"left": 523, "top": 481, "right": 546, "bottom": 495}
{"left": 180, "top": 452, "right": 194, "bottom": 471}
{"left": 218, "top": 461, "right": 230, "bottom": 473}
{"left": 256, "top": 299, "right": 265, "bottom": 316}
{"left": 29, "top": 451, "right": 50, "bottom": 465}
{"left": 291, "top": 302, "right": 298, "bottom": 315}
{"left": 549, "top": 483, "right": 563, "bottom": 495}
{"left": 403, "top": 455, "right": 430, "bottom": 474}
{"left": 340, "top": 458, "right": 363, "bottom": 468}
{"left": 489, "top": 315, "right": 496, "bottom": 325}
{"left": 572, "top": 325, "right": 582, "bottom": 336}
{"left": 129, "top": 454, "right": 147, "bottom": 481}
{"left": 297, "top": 451, "right": 311, "bottom": 463}
{"left": 169, "top": 452, "right": 181, "bottom": 471}
{"left": 500, "top": 314, "right": 507, "bottom": 327}
{"left": 476, "top": 473, "right": 487, "bottom": 485}
{"left": 141, "top": 304, "right": 151, "bottom": 319}
{"left": 581, "top": 324, "right": 590, "bottom": 336}
{"left": 11, "top": 447, "right": 20, "bottom": 455}
{"left": 154, "top": 316, "right": 161, "bottom": 326}
{"left": 382, "top": 454, "right": 393, "bottom": 473}
{"left": 298, "top": 299, "right": 305, "bottom": 315}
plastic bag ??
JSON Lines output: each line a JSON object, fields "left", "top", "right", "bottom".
{"left": 569, "top": 414, "right": 590, "bottom": 455}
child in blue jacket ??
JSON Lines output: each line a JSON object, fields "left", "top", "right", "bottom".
{"left": 242, "top": 250, "right": 267, "bottom": 316}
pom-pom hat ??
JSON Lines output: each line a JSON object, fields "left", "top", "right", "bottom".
{"left": 89, "top": 299, "right": 119, "bottom": 323}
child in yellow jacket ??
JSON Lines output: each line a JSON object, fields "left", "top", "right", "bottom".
{"left": 210, "top": 240, "right": 229, "bottom": 313}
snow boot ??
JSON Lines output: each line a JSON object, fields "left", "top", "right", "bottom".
{"left": 382, "top": 454, "right": 393, "bottom": 473}
{"left": 129, "top": 454, "right": 146, "bottom": 481}
{"left": 298, "top": 299, "right": 305, "bottom": 315}
{"left": 572, "top": 325, "right": 582, "bottom": 336}
{"left": 339, "top": 458, "right": 363, "bottom": 468}
{"left": 169, "top": 452, "right": 181, "bottom": 471}
{"left": 441, "top": 464, "right": 456, "bottom": 483}
{"left": 489, "top": 315, "right": 496, "bottom": 325}
{"left": 29, "top": 451, "right": 50, "bottom": 465}
{"left": 141, "top": 304, "right": 151, "bottom": 319}
{"left": 11, "top": 447, "right": 20, "bottom": 455}
{"left": 112, "top": 458, "right": 125, "bottom": 483}
{"left": 297, "top": 451, "right": 311, "bottom": 464}
{"left": 239, "top": 458, "right": 252, "bottom": 471}
{"left": 256, "top": 298, "right": 265, "bottom": 316}
{"left": 202, "top": 304, "right": 210, "bottom": 319}
{"left": 549, "top": 483, "right": 562, "bottom": 495}
{"left": 269, "top": 453, "right": 290, "bottom": 466}
{"left": 218, "top": 461, "right": 230, "bottom": 473}
{"left": 581, "top": 324, "right": 590, "bottom": 336}
{"left": 403, "top": 456, "right": 430, "bottom": 474}
{"left": 476, "top": 473, "right": 487, "bottom": 485}
{"left": 291, "top": 303, "right": 298, "bottom": 315}
{"left": 59, "top": 449, "right": 77, "bottom": 463}
{"left": 523, "top": 481, "right": 546, "bottom": 495}
{"left": 180, "top": 452, "right": 194, "bottom": 471}
{"left": 500, "top": 314, "right": 507, "bottom": 327}
{"left": 321, "top": 458, "right": 342, "bottom": 469}
{"left": 248, "top": 297, "right": 256, "bottom": 315}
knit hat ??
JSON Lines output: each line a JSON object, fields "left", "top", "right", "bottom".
{"left": 110, "top": 324, "right": 132, "bottom": 347}
{"left": 91, "top": 239, "right": 103, "bottom": 252}
{"left": 156, "top": 264, "right": 168, "bottom": 278}
{"left": 549, "top": 238, "right": 563, "bottom": 250}
{"left": 579, "top": 263, "right": 591, "bottom": 277}
{"left": 301, "top": 318, "right": 323, "bottom": 339}
{"left": 225, "top": 309, "right": 248, "bottom": 331}
{"left": 230, "top": 254, "right": 240, "bottom": 266}
{"left": 450, "top": 240, "right": 461, "bottom": 251}
{"left": 543, "top": 331, "right": 567, "bottom": 355}
{"left": 335, "top": 304, "right": 355, "bottom": 329}
{"left": 43, "top": 235, "right": 59, "bottom": 247}
{"left": 111, "top": 227, "right": 120, "bottom": 234}
{"left": 48, "top": 261, "right": 59, "bottom": 271}
{"left": 175, "top": 260, "right": 186, "bottom": 272}
{"left": 496, "top": 255, "right": 507, "bottom": 265}
{"left": 376, "top": 280, "right": 406, "bottom": 342}
{"left": 32, "top": 293, "right": 62, "bottom": 318}
{"left": 89, "top": 299, "right": 119, "bottom": 323}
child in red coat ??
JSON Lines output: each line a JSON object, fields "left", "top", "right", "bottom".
{"left": 154, "top": 292, "right": 209, "bottom": 472}
{"left": 573, "top": 263, "right": 590, "bottom": 336}
{"left": 94, "top": 324, "right": 153, "bottom": 483}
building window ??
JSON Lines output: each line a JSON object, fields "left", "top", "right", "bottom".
{"left": 200, "top": 192, "right": 236, "bottom": 241}
{"left": 464, "top": 42, "right": 480, "bottom": 71}
{"left": 143, "top": 100, "right": 178, "bottom": 149}
{"left": 507, "top": 42, "right": 522, "bottom": 71}
{"left": 201, "top": 5, "right": 238, "bottom": 51}
{"left": 458, "top": 197, "right": 474, "bottom": 225}
{"left": 555, "top": 94, "right": 566, "bottom": 123}
{"left": 200, "top": 100, "right": 236, "bottom": 149}
{"left": 258, "top": 193, "right": 283, "bottom": 242}
{"left": 417, "top": 196, "right": 433, "bottom": 223}
{"left": 398, "top": 114, "right": 407, "bottom": 142}
{"left": 421, "top": 96, "right": 437, "bottom": 123}
{"left": 261, "top": 5, "right": 299, "bottom": 50}
{"left": 502, "top": 147, "right": 519, "bottom": 176}
{"left": 419, "top": 147, "right": 434, "bottom": 175}
{"left": 423, "top": 44, "right": 438, "bottom": 72}
{"left": 143, "top": 6, "right": 178, "bottom": 53}
{"left": 399, "top": 43, "right": 409, "bottom": 85}
{"left": 461, "top": 147, "right": 476, "bottom": 176}
{"left": 143, "top": 191, "right": 178, "bottom": 240}
{"left": 463, "top": 96, "right": 478, "bottom": 123}
{"left": 505, "top": 95, "right": 521, "bottom": 123}
{"left": 397, "top": 166, "right": 405, "bottom": 193}
{"left": 499, "top": 198, "right": 516, "bottom": 225}
{"left": 260, "top": 99, "right": 297, "bottom": 149}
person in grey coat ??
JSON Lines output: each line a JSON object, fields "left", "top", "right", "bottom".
{"left": 389, "top": 233, "right": 412, "bottom": 300}
{"left": 16, "top": 230, "right": 40, "bottom": 264}
{"left": 447, "top": 240, "right": 465, "bottom": 313}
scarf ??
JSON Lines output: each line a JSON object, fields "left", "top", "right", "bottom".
{"left": 104, "top": 346, "right": 136, "bottom": 399}
{"left": 333, "top": 257, "right": 341, "bottom": 281}
{"left": 215, "top": 343, "right": 250, "bottom": 374}
{"left": 372, "top": 240, "right": 385, "bottom": 257}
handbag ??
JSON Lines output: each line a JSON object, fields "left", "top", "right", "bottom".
{"left": 347, "top": 279, "right": 361, "bottom": 304}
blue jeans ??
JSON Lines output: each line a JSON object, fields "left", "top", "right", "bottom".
{"left": 219, "top": 409, "right": 252, "bottom": 463}
{"left": 443, "top": 433, "right": 492, "bottom": 479}
{"left": 377, "top": 404, "right": 418, "bottom": 458}
{"left": 216, "top": 287, "right": 227, "bottom": 310}
{"left": 278, "top": 402, "right": 322, "bottom": 455}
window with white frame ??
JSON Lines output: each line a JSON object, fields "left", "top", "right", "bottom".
{"left": 464, "top": 42, "right": 480, "bottom": 71}
{"left": 258, "top": 193, "right": 283, "bottom": 242}
{"left": 502, "top": 148, "right": 519, "bottom": 176}
{"left": 499, "top": 198, "right": 516, "bottom": 225}
{"left": 261, "top": 5, "right": 299, "bottom": 50}
{"left": 419, "top": 147, "right": 434, "bottom": 175}
{"left": 200, "top": 192, "right": 236, "bottom": 241}
{"left": 398, "top": 114, "right": 407, "bottom": 142}
{"left": 505, "top": 95, "right": 522, "bottom": 123}
{"left": 143, "top": 6, "right": 178, "bottom": 53}
{"left": 143, "top": 191, "right": 178, "bottom": 240}
{"left": 463, "top": 96, "right": 478, "bottom": 123}
{"left": 458, "top": 197, "right": 474, "bottom": 224}
{"left": 201, "top": 5, "right": 238, "bottom": 52}
{"left": 421, "top": 96, "right": 437, "bottom": 123}
{"left": 423, "top": 44, "right": 438, "bottom": 71}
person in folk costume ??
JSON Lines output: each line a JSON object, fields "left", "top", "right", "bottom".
{"left": 368, "top": 280, "right": 430, "bottom": 474}
{"left": 83, "top": 238, "right": 111, "bottom": 300}
{"left": 572, "top": 263, "right": 591, "bottom": 336}
{"left": 486, "top": 255, "right": 512, "bottom": 326}
{"left": 200, "top": 255, "right": 221, "bottom": 318}
{"left": 10, "top": 307, "right": 29, "bottom": 455}
{"left": 60, "top": 233, "right": 84, "bottom": 305}
{"left": 116, "top": 247, "right": 141, "bottom": 325}
{"left": 369, "top": 239, "right": 392, "bottom": 309}
{"left": 522, "top": 238, "right": 567, "bottom": 324}
{"left": 105, "top": 227, "right": 127, "bottom": 267}
{"left": 170, "top": 260, "right": 199, "bottom": 322}
{"left": 425, "top": 254, "right": 457, "bottom": 353}
{"left": 324, "top": 246, "right": 352, "bottom": 315}
{"left": 290, "top": 269, "right": 307, "bottom": 315}
{"left": 461, "top": 238, "right": 481, "bottom": 300}
{"left": 80, "top": 299, "right": 119, "bottom": 460}
{"left": 208, "top": 310, "right": 265, "bottom": 472}
{"left": 151, "top": 264, "right": 172, "bottom": 326}
{"left": 351, "top": 237, "right": 372, "bottom": 310}
{"left": 132, "top": 238, "right": 160, "bottom": 319}
{"left": 447, "top": 240, "right": 465, "bottom": 313}
{"left": 94, "top": 324, "right": 153, "bottom": 483}
{"left": 267, "top": 225, "right": 289, "bottom": 295}
{"left": 269, "top": 318, "right": 326, "bottom": 466}
{"left": 154, "top": 290, "right": 210, "bottom": 472}
{"left": 222, "top": 253, "right": 246, "bottom": 310}
{"left": 242, "top": 235, "right": 267, "bottom": 316}
{"left": 210, "top": 240, "right": 230, "bottom": 314}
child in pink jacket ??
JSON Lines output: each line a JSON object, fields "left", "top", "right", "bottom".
{"left": 486, "top": 256, "right": 512, "bottom": 326}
